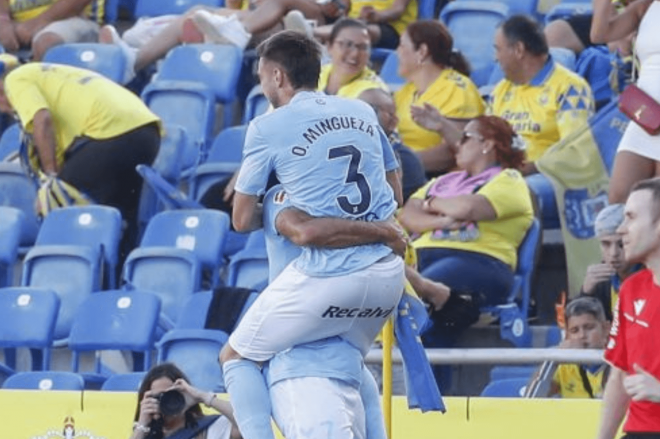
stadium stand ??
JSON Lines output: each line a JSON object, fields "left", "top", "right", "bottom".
{"left": 0, "top": 163, "right": 40, "bottom": 247}
{"left": 242, "top": 85, "right": 269, "bottom": 124}
{"left": 480, "top": 377, "right": 529, "bottom": 397}
{"left": 100, "top": 372, "right": 146, "bottom": 391}
{"left": 0, "top": 123, "right": 20, "bottom": 161}
{"left": 379, "top": 51, "right": 406, "bottom": 91}
{"left": 42, "top": 43, "right": 127, "bottom": 83}
{"left": 134, "top": 0, "right": 224, "bottom": 18}
{"left": 2, "top": 371, "right": 85, "bottom": 391}
{"left": 226, "top": 229, "right": 269, "bottom": 292}
{"left": 0, "top": 206, "right": 23, "bottom": 288}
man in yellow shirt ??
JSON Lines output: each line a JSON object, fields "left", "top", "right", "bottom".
{"left": 0, "top": 0, "right": 105, "bottom": 60}
{"left": 0, "top": 55, "right": 161, "bottom": 261}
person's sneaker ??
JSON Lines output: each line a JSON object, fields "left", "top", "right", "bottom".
{"left": 283, "top": 10, "right": 313, "bottom": 38}
{"left": 192, "top": 10, "right": 251, "bottom": 50}
{"left": 99, "top": 24, "right": 137, "bottom": 84}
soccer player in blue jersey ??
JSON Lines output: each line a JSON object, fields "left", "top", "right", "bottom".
{"left": 220, "top": 30, "right": 406, "bottom": 439}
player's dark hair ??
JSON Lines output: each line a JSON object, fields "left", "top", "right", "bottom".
{"left": 405, "top": 20, "right": 470, "bottom": 77}
{"left": 257, "top": 30, "right": 322, "bottom": 90}
{"left": 631, "top": 177, "right": 660, "bottom": 220}
{"left": 499, "top": 15, "right": 548, "bottom": 57}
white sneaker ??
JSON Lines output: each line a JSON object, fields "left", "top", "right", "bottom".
{"left": 192, "top": 10, "right": 251, "bottom": 50}
{"left": 283, "top": 10, "right": 314, "bottom": 38}
{"left": 99, "top": 24, "right": 137, "bottom": 84}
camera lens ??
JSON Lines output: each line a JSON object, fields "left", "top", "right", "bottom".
{"left": 158, "top": 390, "right": 186, "bottom": 417}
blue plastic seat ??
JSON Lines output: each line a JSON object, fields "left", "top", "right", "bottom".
{"left": 35, "top": 205, "right": 122, "bottom": 289}
{"left": 158, "top": 328, "right": 229, "bottom": 393}
{"left": 440, "top": 1, "right": 509, "bottom": 87}
{"left": 100, "top": 372, "right": 146, "bottom": 391}
{"left": 0, "top": 287, "right": 60, "bottom": 372}
{"left": 175, "top": 289, "right": 259, "bottom": 332}
{"left": 481, "top": 218, "right": 541, "bottom": 348}
{"left": 42, "top": 43, "right": 127, "bottom": 83}
{"left": 544, "top": 2, "right": 593, "bottom": 25}
{"left": 154, "top": 44, "right": 244, "bottom": 129}
{"left": 135, "top": 0, "right": 224, "bottom": 18}
{"left": 68, "top": 290, "right": 161, "bottom": 387}
{"left": 21, "top": 245, "right": 101, "bottom": 344}
{"left": 418, "top": 0, "right": 438, "bottom": 19}
{"left": 0, "top": 163, "right": 39, "bottom": 247}
{"left": 489, "top": 365, "right": 536, "bottom": 382}
{"left": 226, "top": 230, "right": 269, "bottom": 291}
{"left": 0, "top": 123, "right": 20, "bottom": 161}
{"left": 480, "top": 377, "right": 529, "bottom": 397}
{"left": 242, "top": 85, "right": 270, "bottom": 124}
{"left": 0, "top": 207, "right": 23, "bottom": 287}
{"left": 142, "top": 81, "right": 216, "bottom": 172}
{"left": 2, "top": 371, "right": 85, "bottom": 391}
{"left": 188, "top": 125, "right": 247, "bottom": 203}
{"left": 379, "top": 51, "right": 406, "bottom": 91}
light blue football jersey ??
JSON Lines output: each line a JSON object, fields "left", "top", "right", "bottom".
{"left": 235, "top": 90, "right": 399, "bottom": 277}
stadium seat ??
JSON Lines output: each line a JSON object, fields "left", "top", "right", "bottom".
{"left": 158, "top": 328, "right": 229, "bottom": 393}
{"left": 175, "top": 289, "right": 259, "bottom": 332}
{"left": 379, "top": 51, "right": 406, "bottom": 91}
{"left": 68, "top": 290, "right": 161, "bottom": 387}
{"left": 0, "top": 287, "right": 60, "bottom": 372}
{"left": 440, "top": 1, "right": 509, "bottom": 87}
{"left": 141, "top": 82, "right": 216, "bottom": 172}
{"left": 2, "top": 371, "right": 85, "bottom": 391}
{"left": 21, "top": 245, "right": 101, "bottom": 344}
{"left": 418, "top": 0, "right": 438, "bottom": 19}
{"left": 481, "top": 218, "right": 541, "bottom": 348}
{"left": 0, "top": 207, "right": 23, "bottom": 288}
{"left": 226, "top": 229, "right": 269, "bottom": 291}
{"left": 136, "top": 164, "right": 203, "bottom": 211}
{"left": 480, "top": 378, "right": 528, "bottom": 397}
{"left": 35, "top": 205, "right": 123, "bottom": 289}
{"left": 0, "top": 163, "right": 39, "bottom": 247}
{"left": 154, "top": 44, "right": 244, "bottom": 129}
{"left": 242, "top": 85, "right": 270, "bottom": 124}
{"left": 134, "top": 0, "right": 224, "bottom": 18}
{"left": 0, "top": 123, "right": 20, "bottom": 161}
{"left": 188, "top": 125, "right": 247, "bottom": 203}
{"left": 489, "top": 365, "right": 536, "bottom": 382}
{"left": 100, "top": 372, "right": 146, "bottom": 391}
{"left": 42, "top": 43, "right": 127, "bottom": 83}
{"left": 544, "top": 2, "right": 593, "bottom": 25}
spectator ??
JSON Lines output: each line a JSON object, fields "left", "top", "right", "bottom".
{"left": 318, "top": 18, "right": 388, "bottom": 98}
{"left": 394, "top": 20, "right": 484, "bottom": 175}
{"left": 131, "top": 362, "right": 241, "bottom": 439}
{"left": 0, "top": 0, "right": 104, "bottom": 60}
{"left": 591, "top": 0, "right": 660, "bottom": 204}
{"left": 359, "top": 88, "right": 426, "bottom": 201}
{"left": 313, "top": 0, "right": 417, "bottom": 49}
{"left": 526, "top": 297, "right": 610, "bottom": 398}
{"left": 597, "top": 177, "right": 660, "bottom": 439}
{"left": 411, "top": 16, "right": 594, "bottom": 225}
{"left": 579, "top": 203, "right": 638, "bottom": 321}
{"left": 0, "top": 56, "right": 161, "bottom": 261}
{"left": 398, "top": 115, "right": 534, "bottom": 343}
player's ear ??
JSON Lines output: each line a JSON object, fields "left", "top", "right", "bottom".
{"left": 273, "top": 67, "right": 284, "bottom": 88}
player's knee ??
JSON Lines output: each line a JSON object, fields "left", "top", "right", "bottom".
{"left": 32, "top": 32, "right": 64, "bottom": 60}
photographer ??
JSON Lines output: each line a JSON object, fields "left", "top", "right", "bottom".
{"left": 131, "top": 363, "right": 241, "bottom": 439}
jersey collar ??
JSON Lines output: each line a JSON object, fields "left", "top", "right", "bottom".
{"left": 528, "top": 56, "right": 556, "bottom": 87}
{"left": 291, "top": 89, "right": 324, "bottom": 103}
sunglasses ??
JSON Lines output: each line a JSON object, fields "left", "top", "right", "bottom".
{"left": 458, "top": 131, "right": 483, "bottom": 145}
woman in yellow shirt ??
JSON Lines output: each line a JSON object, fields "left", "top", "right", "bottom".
{"left": 394, "top": 20, "right": 485, "bottom": 175}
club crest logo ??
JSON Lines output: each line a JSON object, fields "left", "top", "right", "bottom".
{"left": 30, "top": 416, "right": 106, "bottom": 439}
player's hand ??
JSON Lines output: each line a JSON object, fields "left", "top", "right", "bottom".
{"left": 0, "top": 21, "right": 19, "bottom": 52}
{"left": 623, "top": 364, "right": 660, "bottom": 403}
{"left": 582, "top": 264, "right": 615, "bottom": 294}
{"left": 223, "top": 170, "right": 239, "bottom": 204}
{"left": 411, "top": 103, "right": 445, "bottom": 133}
{"left": 382, "top": 219, "right": 408, "bottom": 257}
{"left": 558, "top": 338, "right": 586, "bottom": 349}
{"left": 170, "top": 378, "right": 205, "bottom": 407}
{"left": 358, "top": 5, "right": 377, "bottom": 22}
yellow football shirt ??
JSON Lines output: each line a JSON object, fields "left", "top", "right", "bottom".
{"left": 554, "top": 364, "right": 607, "bottom": 398}
{"left": 318, "top": 64, "right": 389, "bottom": 99}
{"left": 410, "top": 169, "right": 534, "bottom": 269}
{"left": 348, "top": 0, "right": 418, "bottom": 36}
{"left": 10, "top": 0, "right": 106, "bottom": 24}
{"left": 395, "top": 68, "right": 485, "bottom": 152}
{"left": 6, "top": 63, "right": 160, "bottom": 170}
{"left": 489, "top": 58, "right": 594, "bottom": 162}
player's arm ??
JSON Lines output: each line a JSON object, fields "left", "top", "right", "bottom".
{"left": 591, "top": 0, "right": 651, "bottom": 44}
{"left": 361, "top": 0, "right": 411, "bottom": 23}
{"left": 15, "top": 0, "right": 92, "bottom": 44}
{"left": 386, "top": 169, "right": 403, "bottom": 207}
{"left": 596, "top": 366, "right": 630, "bottom": 439}
{"left": 275, "top": 207, "right": 406, "bottom": 255}
{"left": 232, "top": 192, "right": 263, "bottom": 232}
{"left": 0, "top": 0, "right": 19, "bottom": 52}
{"left": 32, "top": 108, "right": 59, "bottom": 175}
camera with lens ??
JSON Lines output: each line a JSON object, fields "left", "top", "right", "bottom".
{"left": 155, "top": 390, "right": 186, "bottom": 417}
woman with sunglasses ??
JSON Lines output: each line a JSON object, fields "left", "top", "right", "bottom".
{"left": 318, "top": 18, "right": 388, "bottom": 98}
{"left": 398, "top": 115, "right": 534, "bottom": 341}
{"left": 394, "top": 20, "right": 484, "bottom": 175}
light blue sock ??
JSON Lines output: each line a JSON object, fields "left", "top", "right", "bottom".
{"left": 223, "top": 358, "right": 275, "bottom": 439}
{"left": 360, "top": 367, "right": 387, "bottom": 439}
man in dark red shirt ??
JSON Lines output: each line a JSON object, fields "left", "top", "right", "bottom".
{"left": 597, "top": 178, "right": 660, "bottom": 439}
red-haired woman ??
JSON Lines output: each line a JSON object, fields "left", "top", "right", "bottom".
{"left": 398, "top": 115, "right": 534, "bottom": 334}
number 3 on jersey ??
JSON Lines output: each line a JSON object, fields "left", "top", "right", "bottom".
{"left": 328, "top": 145, "right": 372, "bottom": 216}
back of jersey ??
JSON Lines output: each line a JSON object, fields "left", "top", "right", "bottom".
{"left": 238, "top": 91, "right": 398, "bottom": 276}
